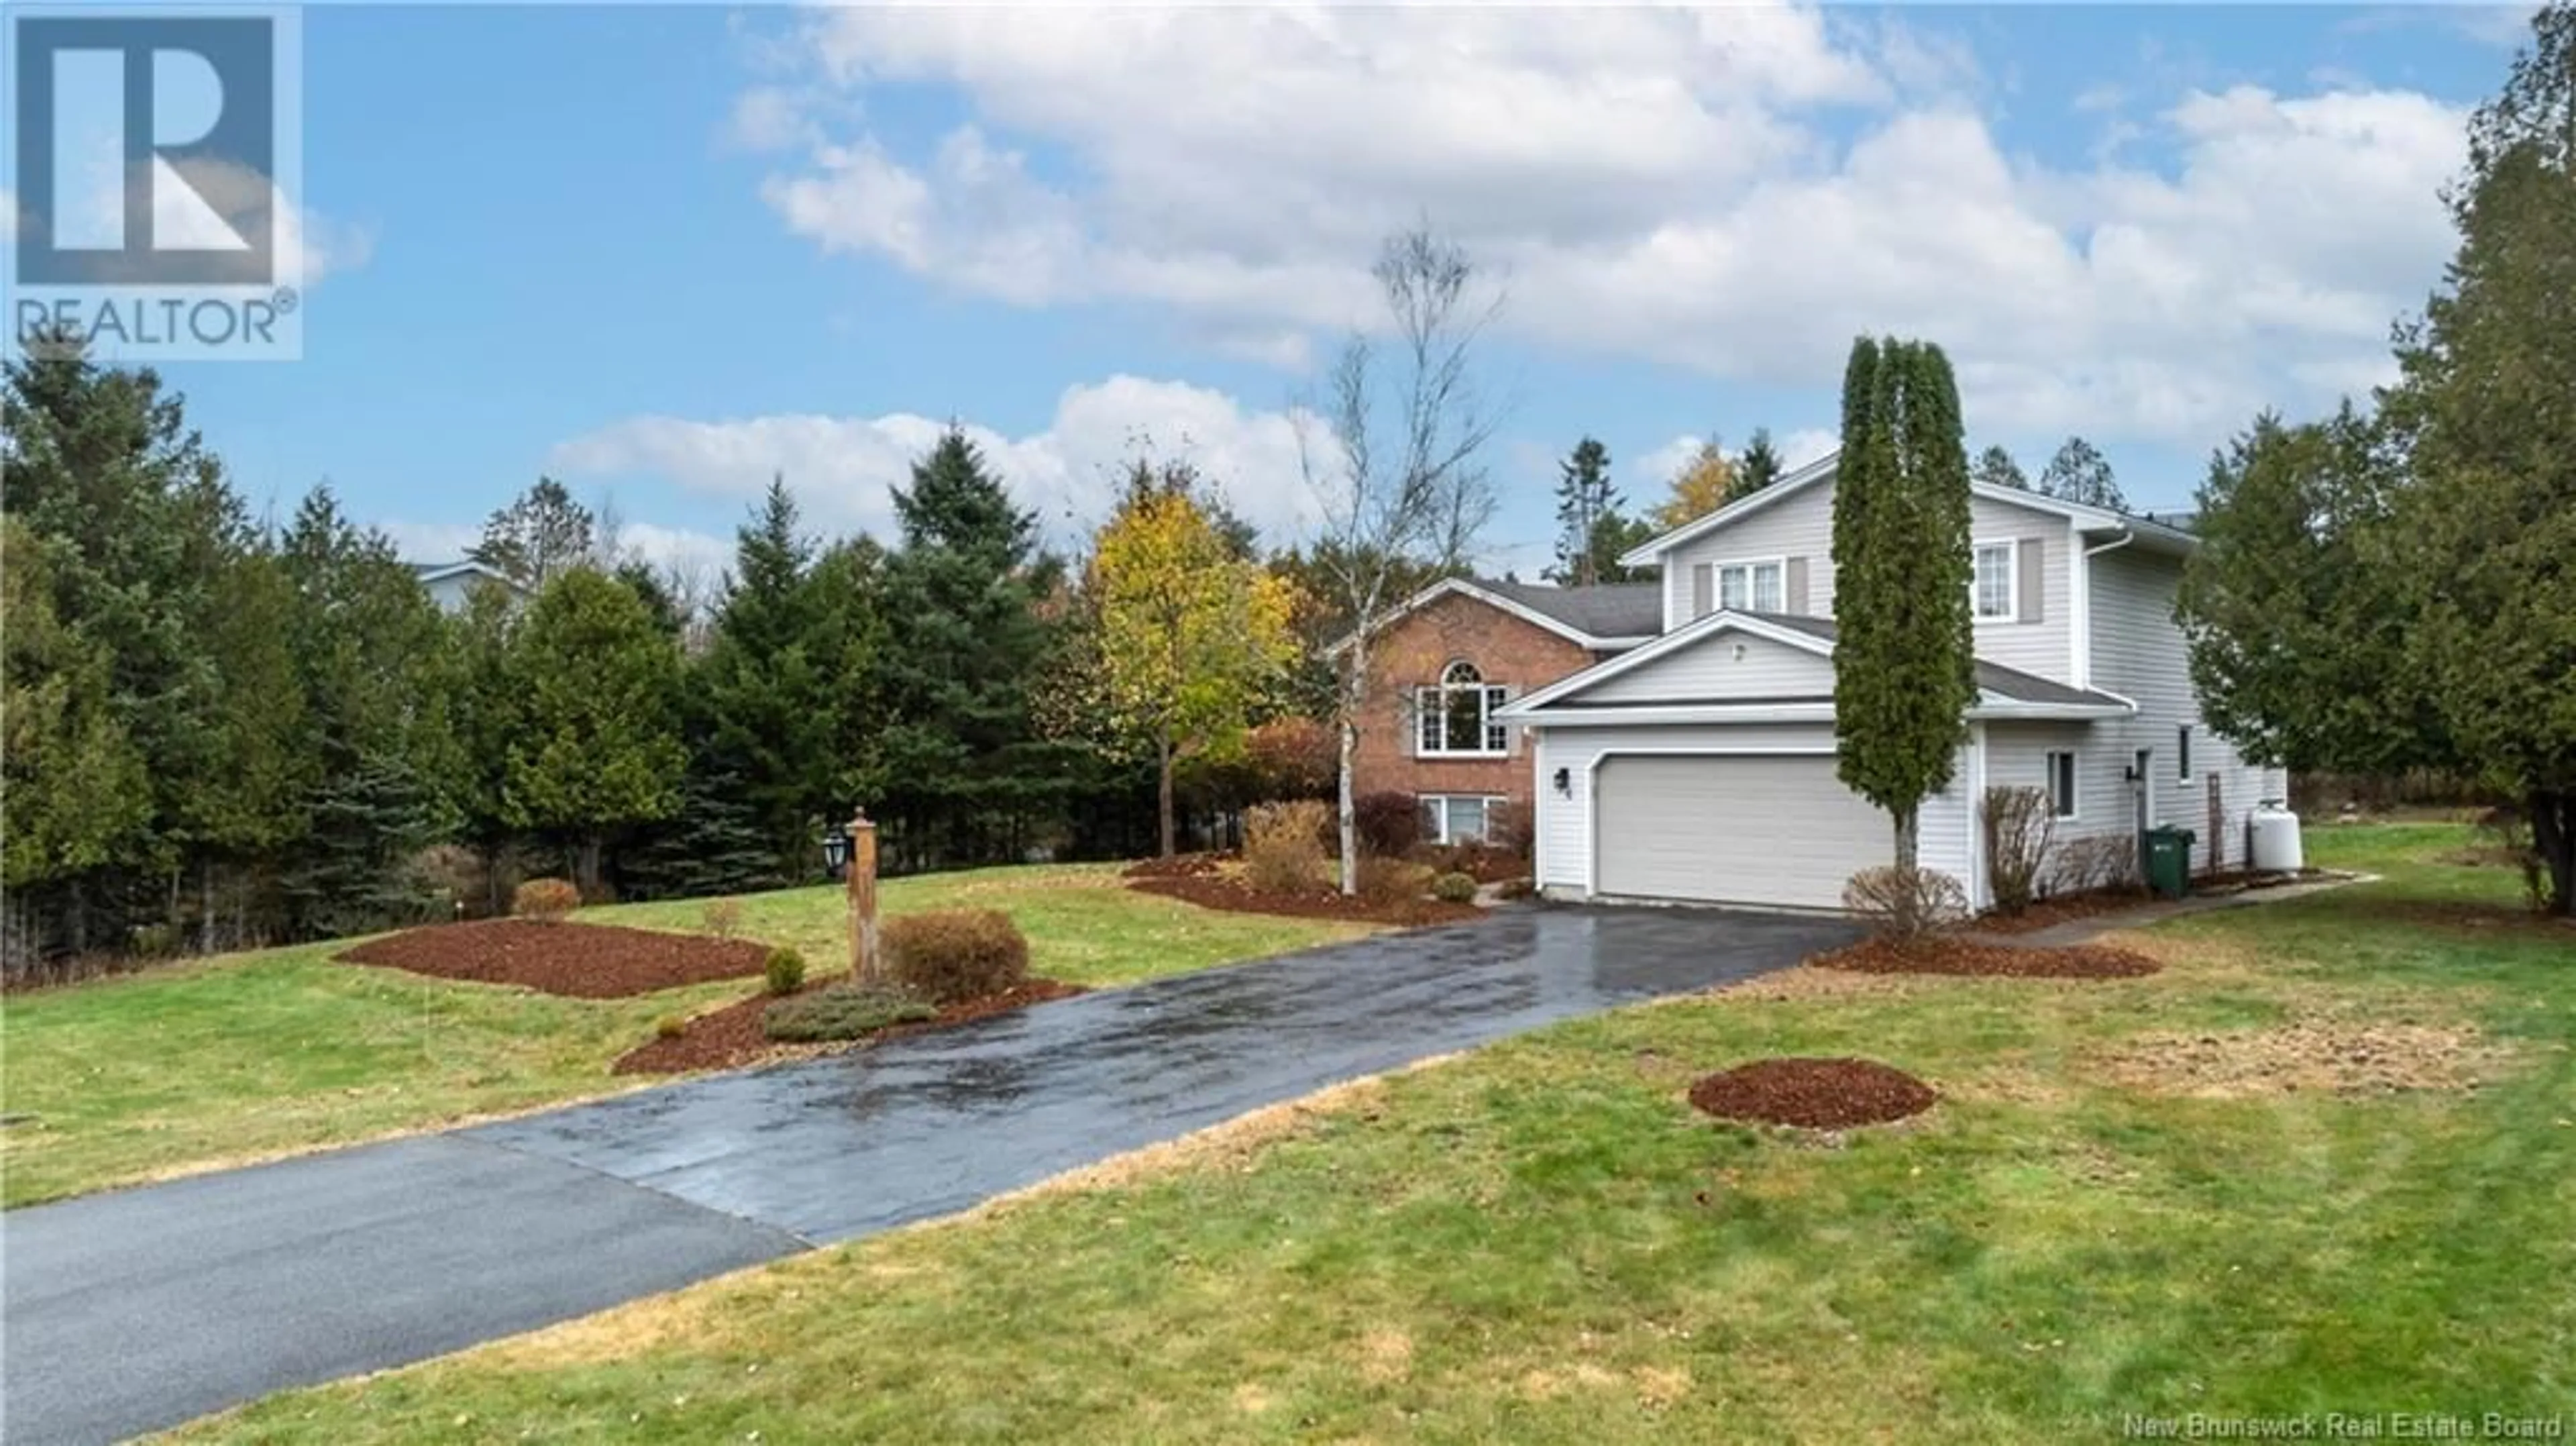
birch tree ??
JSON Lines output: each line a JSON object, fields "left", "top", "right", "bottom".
{"left": 1299, "top": 227, "right": 1503, "bottom": 894}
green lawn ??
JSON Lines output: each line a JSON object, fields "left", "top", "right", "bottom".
{"left": 0, "top": 865, "right": 1366, "bottom": 1208}
{"left": 176, "top": 824, "right": 2575, "bottom": 1443}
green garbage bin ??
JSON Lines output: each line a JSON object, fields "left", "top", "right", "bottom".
{"left": 2143, "top": 826, "right": 2195, "bottom": 899}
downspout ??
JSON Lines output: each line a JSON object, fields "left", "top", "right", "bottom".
{"left": 2074, "top": 529, "right": 2135, "bottom": 690}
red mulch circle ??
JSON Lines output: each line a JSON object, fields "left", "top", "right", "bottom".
{"left": 1813, "top": 935, "right": 2163, "bottom": 979}
{"left": 611, "top": 976, "right": 1086, "bottom": 1075}
{"left": 1688, "top": 1057, "right": 1937, "bottom": 1130}
{"left": 337, "top": 919, "right": 771, "bottom": 998}
{"left": 1970, "top": 888, "right": 2153, "bottom": 935}
{"left": 1127, "top": 873, "right": 1483, "bottom": 927}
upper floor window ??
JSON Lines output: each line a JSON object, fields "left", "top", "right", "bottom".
{"left": 1718, "top": 559, "right": 1784, "bottom": 613}
{"left": 1417, "top": 660, "right": 1508, "bottom": 756}
{"left": 1973, "top": 541, "right": 2017, "bottom": 619}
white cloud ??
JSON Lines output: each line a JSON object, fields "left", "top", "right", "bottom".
{"left": 380, "top": 518, "right": 479, "bottom": 563}
{"left": 549, "top": 374, "right": 1325, "bottom": 552}
{"left": 743, "top": 6, "right": 2469, "bottom": 449}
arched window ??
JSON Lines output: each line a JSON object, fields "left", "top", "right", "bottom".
{"left": 1417, "top": 658, "right": 1507, "bottom": 756}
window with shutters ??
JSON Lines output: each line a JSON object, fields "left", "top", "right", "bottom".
{"left": 1715, "top": 558, "right": 1784, "bottom": 613}
{"left": 1414, "top": 660, "right": 1509, "bottom": 756}
{"left": 1972, "top": 540, "right": 2017, "bottom": 619}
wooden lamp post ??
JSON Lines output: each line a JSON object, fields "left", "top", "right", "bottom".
{"left": 847, "top": 809, "right": 881, "bottom": 985}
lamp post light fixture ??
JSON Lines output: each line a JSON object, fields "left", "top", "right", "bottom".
{"left": 821, "top": 825, "right": 853, "bottom": 880}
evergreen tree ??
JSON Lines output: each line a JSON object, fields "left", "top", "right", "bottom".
{"left": 1972, "top": 444, "right": 2030, "bottom": 491}
{"left": 1831, "top": 338, "right": 1977, "bottom": 870}
{"left": 1736, "top": 428, "right": 1786, "bottom": 494}
{"left": 2385, "top": 1, "right": 2576, "bottom": 910}
{"left": 1548, "top": 437, "right": 1618, "bottom": 586}
{"left": 875, "top": 428, "right": 1066, "bottom": 867}
{"left": 273, "top": 488, "right": 459, "bottom": 937}
{"left": 445, "top": 577, "right": 528, "bottom": 914}
{"left": 504, "top": 568, "right": 687, "bottom": 895}
{"left": 1, "top": 347, "right": 252, "bottom": 957}
{"left": 469, "top": 477, "right": 596, "bottom": 590}
{"left": 2037, "top": 436, "right": 2127, "bottom": 511}
{"left": 694, "top": 477, "right": 839, "bottom": 882}
{"left": 1, "top": 521, "right": 151, "bottom": 957}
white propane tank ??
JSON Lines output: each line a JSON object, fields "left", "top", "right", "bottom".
{"left": 2249, "top": 799, "right": 2304, "bottom": 874}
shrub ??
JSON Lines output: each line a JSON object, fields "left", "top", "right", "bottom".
{"left": 1843, "top": 865, "right": 1969, "bottom": 942}
{"left": 702, "top": 897, "right": 745, "bottom": 941}
{"left": 1495, "top": 877, "right": 1539, "bottom": 902}
{"left": 2473, "top": 805, "right": 2550, "bottom": 913}
{"left": 883, "top": 909, "right": 1029, "bottom": 1006}
{"left": 512, "top": 877, "right": 581, "bottom": 922}
{"left": 654, "top": 1014, "right": 688, "bottom": 1041}
{"left": 1431, "top": 870, "right": 1479, "bottom": 904}
{"left": 763, "top": 984, "right": 938, "bottom": 1043}
{"left": 765, "top": 946, "right": 806, "bottom": 996}
{"left": 126, "top": 922, "right": 180, "bottom": 959}
{"left": 2049, "top": 835, "right": 2140, "bottom": 896}
{"left": 1244, "top": 717, "right": 1336, "bottom": 800}
{"left": 1354, "top": 855, "right": 1431, "bottom": 905}
{"left": 1485, "top": 801, "right": 1535, "bottom": 864}
{"left": 1244, "top": 799, "right": 1332, "bottom": 894}
{"left": 1980, "top": 784, "right": 2056, "bottom": 915}
{"left": 1354, "top": 790, "right": 1421, "bottom": 858}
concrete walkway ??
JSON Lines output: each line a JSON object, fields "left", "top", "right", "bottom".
{"left": 1960, "top": 872, "right": 2361, "bottom": 948}
{"left": 1, "top": 905, "right": 1854, "bottom": 1445}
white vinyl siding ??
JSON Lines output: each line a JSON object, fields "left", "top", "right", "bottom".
{"left": 1662, "top": 484, "right": 1837, "bottom": 629}
{"left": 1568, "top": 631, "right": 1834, "bottom": 705}
{"left": 2082, "top": 548, "right": 2286, "bottom": 872}
{"left": 1965, "top": 495, "right": 2070, "bottom": 680}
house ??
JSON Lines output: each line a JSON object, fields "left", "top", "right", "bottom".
{"left": 1493, "top": 452, "right": 2288, "bottom": 913}
{"left": 410, "top": 559, "right": 525, "bottom": 613}
{"left": 1345, "top": 576, "right": 1660, "bottom": 846}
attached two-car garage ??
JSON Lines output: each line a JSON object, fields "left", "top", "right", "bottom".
{"left": 1591, "top": 754, "right": 1888, "bottom": 911}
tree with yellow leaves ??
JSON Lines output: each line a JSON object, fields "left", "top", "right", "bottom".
{"left": 1650, "top": 440, "right": 1739, "bottom": 531}
{"left": 1092, "top": 460, "right": 1301, "bottom": 856}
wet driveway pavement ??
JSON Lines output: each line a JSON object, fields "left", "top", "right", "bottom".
{"left": 2, "top": 905, "right": 1852, "bottom": 1444}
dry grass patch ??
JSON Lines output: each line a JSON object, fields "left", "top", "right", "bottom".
{"left": 1705, "top": 964, "right": 1927, "bottom": 1004}
{"left": 1354, "top": 1327, "right": 1413, "bottom": 1384}
{"left": 2096, "top": 1017, "right": 2513, "bottom": 1099}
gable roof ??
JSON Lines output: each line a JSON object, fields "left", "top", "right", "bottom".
{"left": 1617, "top": 450, "right": 2199, "bottom": 566}
{"left": 1330, "top": 576, "right": 1660, "bottom": 655}
{"left": 1498, "top": 608, "right": 2134, "bottom": 721}
{"left": 409, "top": 558, "right": 521, "bottom": 589}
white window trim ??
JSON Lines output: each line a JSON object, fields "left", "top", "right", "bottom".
{"left": 1712, "top": 554, "right": 1788, "bottom": 615}
{"left": 1972, "top": 538, "right": 2018, "bottom": 621}
{"left": 2046, "top": 749, "right": 2080, "bottom": 821}
{"left": 1419, "top": 793, "right": 1507, "bottom": 845}
{"left": 1415, "top": 663, "right": 1509, "bottom": 758}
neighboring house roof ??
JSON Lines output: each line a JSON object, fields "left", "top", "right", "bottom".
{"left": 409, "top": 559, "right": 529, "bottom": 595}
{"left": 1330, "top": 576, "right": 1661, "bottom": 656}
{"left": 1617, "top": 450, "right": 2198, "bottom": 567}
{"left": 1498, "top": 608, "right": 2133, "bottom": 723}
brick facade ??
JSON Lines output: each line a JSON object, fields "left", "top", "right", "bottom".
{"left": 1352, "top": 590, "right": 1611, "bottom": 819}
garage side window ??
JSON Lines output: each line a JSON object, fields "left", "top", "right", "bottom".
{"left": 1415, "top": 660, "right": 1507, "bottom": 756}
{"left": 2046, "top": 750, "right": 2078, "bottom": 819}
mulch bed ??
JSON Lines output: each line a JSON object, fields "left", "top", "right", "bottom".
{"left": 1128, "top": 873, "right": 1484, "bottom": 927}
{"left": 1122, "top": 852, "right": 1228, "bottom": 880}
{"left": 1688, "top": 1057, "right": 1937, "bottom": 1130}
{"left": 612, "top": 976, "right": 1087, "bottom": 1075}
{"left": 1970, "top": 887, "right": 2153, "bottom": 935}
{"left": 1812, "top": 935, "right": 2164, "bottom": 979}
{"left": 338, "top": 919, "right": 771, "bottom": 998}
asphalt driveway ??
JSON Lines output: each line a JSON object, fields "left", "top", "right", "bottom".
{"left": 1, "top": 904, "right": 1852, "bottom": 1444}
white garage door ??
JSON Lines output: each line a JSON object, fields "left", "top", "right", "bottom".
{"left": 1594, "top": 754, "right": 1888, "bottom": 910}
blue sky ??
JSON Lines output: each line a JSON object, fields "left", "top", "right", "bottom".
{"left": 110, "top": 4, "right": 2529, "bottom": 581}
